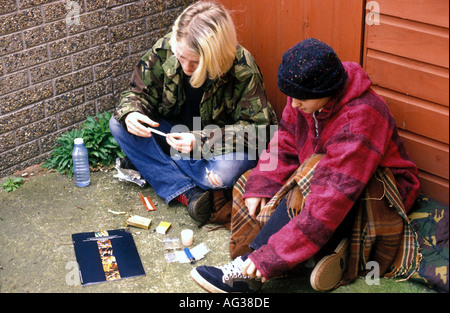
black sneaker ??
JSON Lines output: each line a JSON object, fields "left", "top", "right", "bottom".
{"left": 175, "top": 187, "right": 212, "bottom": 223}
{"left": 190, "top": 254, "right": 262, "bottom": 293}
{"left": 120, "top": 156, "right": 138, "bottom": 171}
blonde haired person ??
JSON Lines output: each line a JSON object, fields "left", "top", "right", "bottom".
{"left": 170, "top": 0, "right": 237, "bottom": 88}
{"left": 110, "top": 1, "right": 277, "bottom": 223}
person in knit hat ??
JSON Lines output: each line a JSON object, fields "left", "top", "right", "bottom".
{"left": 190, "top": 38, "right": 420, "bottom": 293}
{"left": 277, "top": 38, "right": 348, "bottom": 101}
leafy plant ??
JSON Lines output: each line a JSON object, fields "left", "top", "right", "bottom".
{"left": 2, "top": 177, "right": 24, "bottom": 192}
{"left": 42, "top": 128, "right": 84, "bottom": 178}
{"left": 82, "top": 111, "right": 125, "bottom": 168}
{"left": 42, "top": 111, "right": 124, "bottom": 178}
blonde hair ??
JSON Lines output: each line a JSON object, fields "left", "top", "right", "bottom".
{"left": 171, "top": 1, "right": 237, "bottom": 88}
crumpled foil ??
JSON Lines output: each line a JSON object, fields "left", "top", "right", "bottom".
{"left": 113, "top": 158, "right": 147, "bottom": 187}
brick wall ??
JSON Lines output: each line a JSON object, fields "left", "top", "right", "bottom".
{"left": 0, "top": 0, "right": 191, "bottom": 178}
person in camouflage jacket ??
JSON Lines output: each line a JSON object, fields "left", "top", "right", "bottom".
{"left": 113, "top": 32, "right": 277, "bottom": 156}
{"left": 110, "top": 1, "right": 277, "bottom": 223}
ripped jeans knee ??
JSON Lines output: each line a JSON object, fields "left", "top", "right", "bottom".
{"left": 206, "top": 169, "right": 224, "bottom": 188}
{"left": 199, "top": 153, "right": 257, "bottom": 190}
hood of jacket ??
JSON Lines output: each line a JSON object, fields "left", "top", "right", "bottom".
{"left": 314, "top": 62, "right": 372, "bottom": 120}
{"left": 340, "top": 62, "right": 372, "bottom": 104}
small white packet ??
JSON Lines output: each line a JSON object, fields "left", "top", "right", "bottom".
{"left": 164, "top": 242, "right": 210, "bottom": 263}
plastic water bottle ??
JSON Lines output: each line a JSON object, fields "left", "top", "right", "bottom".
{"left": 72, "top": 138, "right": 90, "bottom": 187}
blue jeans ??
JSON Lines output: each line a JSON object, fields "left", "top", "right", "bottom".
{"left": 249, "top": 198, "right": 290, "bottom": 251}
{"left": 109, "top": 117, "right": 257, "bottom": 204}
{"left": 249, "top": 198, "right": 354, "bottom": 255}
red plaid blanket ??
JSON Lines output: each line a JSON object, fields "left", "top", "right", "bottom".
{"left": 210, "top": 154, "right": 421, "bottom": 284}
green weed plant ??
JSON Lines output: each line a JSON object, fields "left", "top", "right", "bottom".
{"left": 2, "top": 177, "right": 24, "bottom": 192}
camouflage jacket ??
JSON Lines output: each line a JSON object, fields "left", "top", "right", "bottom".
{"left": 114, "top": 33, "right": 278, "bottom": 157}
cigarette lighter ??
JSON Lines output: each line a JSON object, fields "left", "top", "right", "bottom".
{"left": 184, "top": 247, "right": 196, "bottom": 264}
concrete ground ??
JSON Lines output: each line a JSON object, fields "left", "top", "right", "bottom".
{"left": 0, "top": 166, "right": 436, "bottom": 294}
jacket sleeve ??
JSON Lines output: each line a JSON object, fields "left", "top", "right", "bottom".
{"left": 248, "top": 97, "right": 405, "bottom": 279}
{"left": 243, "top": 98, "right": 300, "bottom": 199}
{"left": 113, "top": 38, "right": 166, "bottom": 124}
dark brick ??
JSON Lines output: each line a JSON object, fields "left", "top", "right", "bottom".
{"left": 0, "top": 102, "right": 45, "bottom": 134}
{"left": 0, "top": 33, "right": 24, "bottom": 56}
{"left": 39, "top": 129, "right": 65, "bottom": 153}
{"left": 45, "top": 89, "right": 85, "bottom": 115}
{"left": 0, "top": 8, "right": 42, "bottom": 36}
{"left": 147, "top": 13, "right": 165, "bottom": 32}
{"left": 0, "top": 70, "right": 29, "bottom": 95}
{"left": 40, "top": 123, "right": 82, "bottom": 153}
{"left": 110, "top": 41, "right": 129, "bottom": 60}
{"left": 86, "top": 78, "right": 113, "bottom": 101}
{"left": 108, "top": 5, "right": 127, "bottom": 26}
{"left": 73, "top": 44, "right": 110, "bottom": 70}
{"left": 94, "top": 61, "right": 112, "bottom": 81}
{"left": 0, "top": 164, "right": 21, "bottom": 178}
{"left": 113, "top": 74, "right": 131, "bottom": 96}
{"left": 0, "top": 0, "right": 189, "bottom": 177}
{"left": 23, "top": 20, "right": 67, "bottom": 48}
{"left": 3, "top": 45, "right": 48, "bottom": 73}
{"left": 129, "top": 32, "right": 159, "bottom": 55}
{"left": 107, "top": 0, "right": 138, "bottom": 9}
{"left": 110, "top": 18, "right": 147, "bottom": 43}
{"left": 0, "top": 132, "right": 15, "bottom": 153}
{"left": 96, "top": 94, "right": 115, "bottom": 113}
{"left": 16, "top": 116, "right": 58, "bottom": 145}
{"left": 54, "top": 68, "right": 93, "bottom": 95}
{"left": 110, "top": 53, "right": 139, "bottom": 78}
{"left": 165, "top": 0, "right": 186, "bottom": 10}
{"left": 30, "top": 56, "right": 72, "bottom": 83}
{"left": 0, "top": 0, "right": 17, "bottom": 15}
{"left": 19, "top": 0, "right": 56, "bottom": 9}
{"left": 67, "top": 9, "right": 108, "bottom": 35}
{"left": 0, "top": 82, "right": 52, "bottom": 114}
{"left": 86, "top": 0, "right": 106, "bottom": 11}
{"left": 90, "top": 26, "right": 109, "bottom": 46}
{"left": 42, "top": 1, "right": 74, "bottom": 23}
{"left": 18, "top": 153, "right": 50, "bottom": 171}
{"left": 58, "top": 102, "right": 95, "bottom": 128}
{"left": 128, "top": 0, "right": 162, "bottom": 20}
{"left": 49, "top": 32, "right": 90, "bottom": 59}
{"left": 0, "top": 141, "right": 39, "bottom": 171}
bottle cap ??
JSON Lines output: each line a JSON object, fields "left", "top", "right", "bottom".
{"left": 74, "top": 138, "right": 84, "bottom": 145}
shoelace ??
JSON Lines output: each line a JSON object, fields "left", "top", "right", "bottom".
{"left": 176, "top": 193, "right": 189, "bottom": 207}
{"left": 220, "top": 257, "right": 249, "bottom": 284}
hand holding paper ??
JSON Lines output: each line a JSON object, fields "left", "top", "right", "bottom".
{"left": 124, "top": 112, "right": 160, "bottom": 137}
{"left": 166, "top": 132, "right": 196, "bottom": 153}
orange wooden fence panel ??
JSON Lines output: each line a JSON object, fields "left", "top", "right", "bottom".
{"left": 214, "top": 0, "right": 364, "bottom": 118}
{"left": 364, "top": 0, "right": 449, "bottom": 204}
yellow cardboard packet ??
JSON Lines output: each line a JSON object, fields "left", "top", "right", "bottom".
{"left": 126, "top": 215, "right": 152, "bottom": 229}
{"left": 156, "top": 221, "right": 171, "bottom": 234}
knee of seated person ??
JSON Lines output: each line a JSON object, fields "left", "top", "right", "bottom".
{"left": 207, "top": 170, "right": 237, "bottom": 189}
{"left": 109, "top": 117, "right": 126, "bottom": 138}
{"left": 109, "top": 116, "right": 119, "bottom": 133}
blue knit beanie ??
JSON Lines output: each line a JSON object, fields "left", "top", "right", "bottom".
{"left": 277, "top": 38, "right": 348, "bottom": 100}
